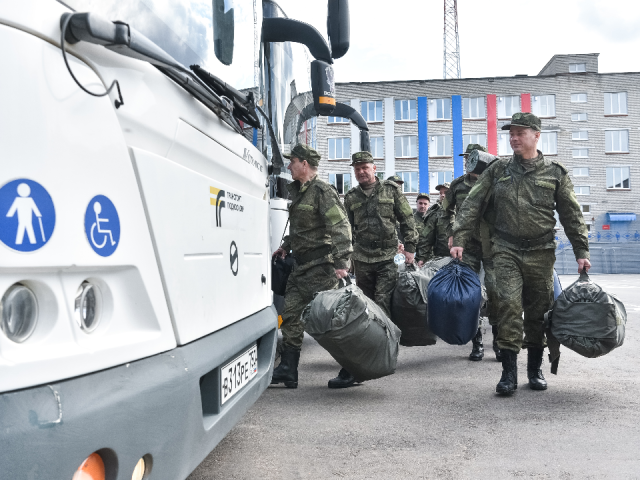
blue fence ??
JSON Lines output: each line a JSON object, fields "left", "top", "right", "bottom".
{"left": 555, "top": 230, "right": 640, "bottom": 274}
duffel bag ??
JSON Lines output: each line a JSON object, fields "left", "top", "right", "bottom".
{"left": 548, "top": 271, "right": 626, "bottom": 361}
{"left": 271, "top": 254, "right": 294, "bottom": 296}
{"left": 301, "top": 279, "right": 401, "bottom": 382}
{"left": 390, "top": 257, "right": 452, "bottom": 346}
{"left": 427, "top": 260, "right": 483, "bottom": 345}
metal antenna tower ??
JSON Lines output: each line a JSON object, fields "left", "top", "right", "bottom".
{"left": 443, "top": 0, "right": 461, "bottom": 79}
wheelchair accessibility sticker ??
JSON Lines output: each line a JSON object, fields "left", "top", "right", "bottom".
{"left": 0, "top": 179, "right": 56, "bottom": 252}
{"left": 84, "top": 195, "right": 120, "bottom": 257}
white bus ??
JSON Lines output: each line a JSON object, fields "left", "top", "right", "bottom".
{"left": 0, "top": 0, "right": 348, "bottom": 478}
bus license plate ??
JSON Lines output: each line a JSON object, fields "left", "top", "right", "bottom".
{"left": 221, "top": 344, "right": 258, "bottom": 405}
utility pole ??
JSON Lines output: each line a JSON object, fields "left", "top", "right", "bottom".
{"left": 443, "top": 0, "right": 461, "bottom": 79}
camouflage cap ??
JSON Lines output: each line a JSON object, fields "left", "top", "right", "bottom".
{"left": 417, "top": 192, "right": 431, "bottom": 201}
{"left": 350, "top": 151, "right": 374, "bottom": 166}
{"left": 501, "top": 112, "right": 542, "bottom": 132}
{"left": 435, "top": 182, "right": 451, "bottom": 191}
{"left": 459, "top": 143, "right": 489, "bottom": 156}
{"left": 283, "top": 144, "right": 321, "bottom": 166}
{"left": 386, "top": 175, "right": 404, "bottom": 184}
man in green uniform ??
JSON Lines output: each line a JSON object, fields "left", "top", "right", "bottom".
{"left": 442, "top": 144, "right": 500, "bottom": 362}
{"left": 451, "top": 113, "right": 591, "bottom": 396}
{"left": 271, "top": 144, "right": 354, "bottom": 389}
{"left": 344, "top": 152, "right": 418, "bottom": 319}
{"left": 416, "top": 183, "right": 450, "bottom": 265}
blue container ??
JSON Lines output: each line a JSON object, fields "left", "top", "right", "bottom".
{"left": 427, "top": 261, "right": 483, "bottom": 345}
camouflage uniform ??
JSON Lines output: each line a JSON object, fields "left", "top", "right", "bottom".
{"left": 280, "top": 150, "right": 353, "bottom": 351}
{"left": 416, "top": 201, "right": 450, "bottom": 262}
{"left": 344, "top": 152, "right": 418, "bottom": 317}
{"left": 452, "top": 130, "right": 589, "bottom": 354}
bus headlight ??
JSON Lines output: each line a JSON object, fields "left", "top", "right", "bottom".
{"left": 75, "top": 282, "right": 101, "bottom": 333}
{"left": 0, "top": 283, "right": 38, "bottom": 343}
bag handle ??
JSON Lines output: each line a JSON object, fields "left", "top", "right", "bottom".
{"left": 578, "top": 269, "right": 590, "bottom": 282}
{"left": 279, "top": 217, "right": 290, "bottom": 248}
{"left": 340, "top": 275, "right": 352, "bottom": 287}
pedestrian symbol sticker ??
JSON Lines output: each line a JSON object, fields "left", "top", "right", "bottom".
{"left": 84, "top": 195, "right": 120, "bottom": 257}
{"left": 0, "top": 179, "right": 56, "bottom": 252}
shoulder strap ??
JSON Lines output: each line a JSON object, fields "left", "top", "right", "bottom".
{"left": 279, "top": 218, "right": 290, "bottom": 247}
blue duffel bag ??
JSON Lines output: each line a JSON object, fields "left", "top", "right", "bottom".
{"left": 427, "top": 260, "right": 483, "bottom": 345}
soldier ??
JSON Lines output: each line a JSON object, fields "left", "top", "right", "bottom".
{"left": 344, "top": 152, "right": 418, "bottom": 318}
{"left": 271, "top": 144, "right": 354, "bottom": 389}
{"left": 451, "top": 113, "right": 591, "bottom": 396}
{"left": 415, "top": 192, "right": 431, "bottom": 221}
{"left": 416, "top": 183, "right": 450, "bottom": 265}
{"left": 442, "top": 144, "right": 499, "bottom": 362}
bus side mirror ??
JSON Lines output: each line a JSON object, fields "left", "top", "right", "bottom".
{"left": 327, "top": 0, "right": 350, "bottom": 59}
{"left": 212, "top": 0, "right": 234, "bottom": 65}
{"left": 311, "top": 60, "right": 336, "bottom": 115}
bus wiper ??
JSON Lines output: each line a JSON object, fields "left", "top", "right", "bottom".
{"left": 59, "top": 12, "right": 242, "bottom": 134}
{"left": 190, "top": 65, "right": 260, "bottom": 130}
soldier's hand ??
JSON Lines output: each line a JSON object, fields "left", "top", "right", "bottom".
{"left": 335, "top": 268, "right": 349, "bottom": 279}
{"left": 577, "top": 258, "right": 591, "bottom": 274}
{"left": 397, "top": 243, "right": 405, "bottom": 254}
{"left": 448, "top": 236, "right": 453, "bottom": 249}
{"left": 273, "top": 247, "right": 287, "bottom": 259}
{"left": 404, "top": 251, "right": 415, "bottom": 264}
{"left": 450, "top": 246, "right": 463, "bottom": 260}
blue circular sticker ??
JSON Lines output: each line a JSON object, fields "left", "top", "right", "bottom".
{"left": 84, "top": 195, "right": 120, "bottom": 257}
{"left": 0, "top": 179, "right": 56, "bottom": 252}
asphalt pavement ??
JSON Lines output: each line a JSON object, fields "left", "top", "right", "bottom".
{"left": 188, "top": 274, "right": 640, "bottom": 480}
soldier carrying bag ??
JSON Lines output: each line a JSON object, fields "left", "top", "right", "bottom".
{"left": 545, "top": 271, "right": 626, "bottom": 374}
{"left": 301, "top": 277, "right": 401, "bottom": 382}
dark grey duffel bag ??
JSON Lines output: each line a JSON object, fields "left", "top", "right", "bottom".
{"left": 390, "top": 257, "right": 452, "bottom": 346}
{"left": 301, "top": 279, "right": 401, "bottom": 382}
{"left": 547, "top": 271, "right": 626, "bottom": 372}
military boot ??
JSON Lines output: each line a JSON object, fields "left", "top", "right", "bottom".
{"left": 496, "top": 349, "right": 518, "bottom": 396}
{"left": 328, "top": 368, "right": 356, "bottom": 389}
{"left": 491, "top": 325, "right": 503, "bottom": 362}
{"left": 469, "top": 327, "right": 484, "bottom": 361}
{"left": 271, "top": 346, "right": 300, "bottom": 388}
{"left": 527, "top": 347, "right": 548, "bottom": 391}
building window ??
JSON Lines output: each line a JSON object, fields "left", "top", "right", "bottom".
{"left": 498, "top": 95, "right": 520, "bottom": 119}
{"left": 571, "top": 93, "right": 588, "bottom": 103}
{"left": 428, "top": 98, "right": 451, "bottom": 120}
{"left": 429, "top": 135, "right": 452, "bottom": 157}
{"left": 572, "top": 149, "right": 589, "bottom": 158}
{"left": 430, "top": 171, "right": 453, "bottom": 193}
{"left": 463, "top": 97, "right": 485, "bottom": 119}
{"left": 396, "top": 171, "right": 419, "bottom": 193}
{"left": 376, "top": 171, "right": 385, "bottom": 181}
{"left": 540, "top": 132, "right": 557, "bottom": 155}
{"left": 328, "top": 137, "right": 351, "bottom": 160}
{"left": 606, "top": 166, "right": 630, "bottom": 189}
{"left": 395, "top": 135, "right": 417, "bottom": 158}
{"left": 580, "top": 204, "right": 591, "bottom": 213}
{"left": 572, "top": 130, "right": 588, "bottom": 140}
{"left": 371, "top": 137, "right": 384, "bottom": 159}
{"left": 605, "top": 130, "right": 629, "bottom": 153}
{"left": 328, "top": 116, "right": 349, "bottom": 124}
{"left": 395, "top": 99, "right": 417, "bottom": 121}
{"left": 569, "top": 63, "right": 586, "bottom": 73}
{"left": 604, "top": 92, "right": 628, "bottom": 115}
{"left": 571, "top": 113, "right": 587, "bottom": 122}
{"left": 463, "top": 133, "right": 487, "bottom": 150}
{"left": 573, "top": 167, "right": 589, "bottom": 177}
{"left": 298, "top": 117, "right": 317, "bottom": 149}
{"left": 361, "top": 100, "right": 383, "bottom": 122}
{"left": 328, "top": 173, "right": 352, "bottom": 194}
{"left": 498, "top": 133, "right": 513, "bottom": 156}
{"left": 574, "top": 186, "right": 590, "bottom": 195}
{"left": 532, "top": 95, "right": 556, "bottom": 117}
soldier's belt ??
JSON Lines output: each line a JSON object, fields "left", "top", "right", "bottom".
{"left": 495, "top": 230, "right": 555, "bottom": 249}
{"left": 293, "top": 245, "right": 332, "bottom": 265}
{"left": 357, "top": 239, "right": 398, "bottom": 249}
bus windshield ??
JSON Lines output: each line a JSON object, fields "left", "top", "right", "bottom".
{"left": 60, "top": 0, "right": 256, "bottom": 90}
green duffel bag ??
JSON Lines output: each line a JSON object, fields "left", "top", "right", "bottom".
{"left": 547, "top": 271, "right": 626, "bottom": 371}
{"left": 301, "top": 279, "right": 401, "bottom": 382}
